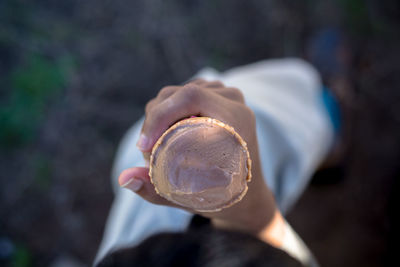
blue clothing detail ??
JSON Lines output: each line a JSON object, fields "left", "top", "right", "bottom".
{"left": 321, "top": 86, "right": 341, "bottom": 134}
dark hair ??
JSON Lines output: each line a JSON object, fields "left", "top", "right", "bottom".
{"left": 98, "top": 216, "right": 301, "bottom": 267}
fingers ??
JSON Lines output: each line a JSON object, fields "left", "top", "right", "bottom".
{"left": 137, "top": 81, "right": 245, "bottom": 153}
{"left": 204, "top": 80, "right": 225, "bottom": 88}
{"left": 118, "top": 167, "right": 175, "bottom": 207}
{"left": 184, "top": 78, "right": 207, "bottom": 86}
{"left": 156, "top": 80, "right": 223, "bottom": 101}
{"left": 156, "top": 86, "right": 179, "bottom": 100}
{"left": 211, "top": 87, "right": 245, "bottom": 103}
{"left": 137, "top": 84, "right": 205, "bottom": 152}
{"left": 184, "top": 79, "right": 224, "bottom": 88}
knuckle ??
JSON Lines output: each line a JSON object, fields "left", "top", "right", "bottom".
{"left": 189, "top": 78, "right": 206, "bottom": 85}
{"left": 180, "top": 84, "right": 203, "bottom": 102}
{"left": 206, "top": 80, "right": 224, "bottom": 88}
{"left": 158, "top": 86, "right": 176, "bottom": 99}
{"left": 230, "top": 87, "right": 245, "bottom": 102}
{"left": 145, "top": 99, "right": 156, "bottom": 114}
{"left": 214, "top": 80, "right": 224, "bottom": 86}
{"left": 245, "top": 106, "right": 256, "bottom": 124}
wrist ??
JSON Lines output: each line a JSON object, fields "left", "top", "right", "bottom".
{"left": 257, "top": 209, "right": 286, "bottom": 248}
{"left": 209, "top": 165, "right": 286, "bottom": 248}
{"left": 211, "top": 209, "right": 286, "bottom": 249}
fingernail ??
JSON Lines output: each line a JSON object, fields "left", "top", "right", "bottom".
{"left": 136, "top": 134, "right": 150, "bottom": 151}
{"left": 121, "top": 178, "right": 144, "bottom": 192}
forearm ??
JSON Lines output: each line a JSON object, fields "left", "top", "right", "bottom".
{"left": 209, "top": 154, "right": 286, "bottom": 248}
{"left": 210, "top": 194, "right": 285, "bottom": 248}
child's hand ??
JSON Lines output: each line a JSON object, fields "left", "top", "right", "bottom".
{"left": 118, "top": 79, "right": 284, "bottom": 247}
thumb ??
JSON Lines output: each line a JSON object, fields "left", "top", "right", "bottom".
{"left": 118, "top": 167, "right": 176, "bottom": 207}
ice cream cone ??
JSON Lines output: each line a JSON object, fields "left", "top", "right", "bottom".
{"left": 149, "top": 117, "right": 251, "bottom": 212}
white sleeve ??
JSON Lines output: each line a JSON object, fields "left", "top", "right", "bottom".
{"left": 282, "top": 220, "right": 319, "bottom": 267}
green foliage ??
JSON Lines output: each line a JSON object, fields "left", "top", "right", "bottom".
{"left": 11, "top": 55, "right": 65, "bottom": 99}
{"left": 0, "top": 53, "right": 71, "bottom": 148}
{"left": 11, "top": 245, "right": 32, "bottom": 267}
{"left": 339, "top": 0, "right": 370, "bottom": 34}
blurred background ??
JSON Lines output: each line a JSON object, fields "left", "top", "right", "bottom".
{"left": 0, "top": 0, "right": 399, "bottom": 266}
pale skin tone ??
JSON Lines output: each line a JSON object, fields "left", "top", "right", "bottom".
{"left": 118, "top": 79, "right": 286, "bottom": 248}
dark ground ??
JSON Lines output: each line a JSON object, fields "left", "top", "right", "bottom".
{"left": 0, "top": 0, "right": 399, "bottom": 266}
